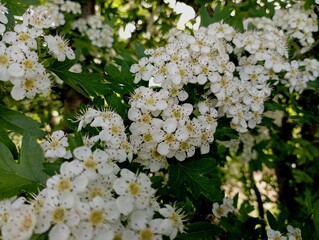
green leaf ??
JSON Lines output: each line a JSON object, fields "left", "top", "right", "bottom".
{"left": 0, "top": 170, "right": 37, "bottom": 199}
{"left": 0, "top": 134, "right": 46, "bottom": 183}
{"left": 134, "top": 42, "right": 146, "bottom": 58}
{"left": 0, "top": 104, "right": 44, "bottom": 137}
{"left": 49, "top": 49, "right": 82, "bottom": 71}
{"left": 4, "top": 0, "right": 39, "bottom": 16}
{"left": 168, "top": 157, "right": 222, "bottom": 202}
{"left": 313, "top": 201, "right": 319, "bottom": 236}
{"left": 176, "top": 222, "right": 221, "bottom": 239}
{"left": 266, "top": 210, "right": 278, "bottom": 230}
{"left": 0, "top": 135, "right": 46, "bottom": 199}
{"left": 49, "top": 69, "right": 110, "bottom": 98}
{"left": 105, "top": 92, "right": 129, "bottom": 121}
{"left": 199, "top": 6, "right": 214, "bottom": 27}
{"left": 304, "top": 0, "right": 315, "bottom": 9}
{"left": 200, "top": 3, "right": 232, "bottom": 27}
{"left": 43, "top": 162, "right": 61, "bottom": 176}
{"left": 18, "top": 134, "right": 47, "bottom": 184}
{"left": 292, "top": 169, "right": 313, "bottom": 184}
{"left": 0, "top": 125, "right": 18, "bottom": 159}
{"left": 67, "top": 132, "right": 84, "bottom": 152}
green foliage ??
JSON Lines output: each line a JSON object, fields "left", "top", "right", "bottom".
{"left": 176, "top": 222, "right": 221, "bottom": 240}
{"left": 0, "top": 104, "right": 45, "bottom": 137}
{"left": 168, "top": 156, "right": 222, "bottom": 202}
{"left": 0, "top": 134, "right": 46, "bottom": 199}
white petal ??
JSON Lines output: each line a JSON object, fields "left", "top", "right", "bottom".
{"left": 157, "top": 142, "right": 170, "bottom": 156}
{"left": 49, "top": 223, "right": 70, "bottom": 240}
{"left": 116, "top": 196, "right": 134, "bottom": 215}
{"left": 73, "top": 175, "right": 88, "bottom": 192}
{"left": 163, "top": 118, "right": 178, "bottom": 133}
{"left": 74, "top": 146, "right": 92, "bottom": 160}
{"left": 130, "top": 210, "right": 148, "bottom": 230}
{"left": 11, "top": 85, "right": 25, "bottom": 100}
{"left": 8, "top": 63, "right": 24, "bottom": 77}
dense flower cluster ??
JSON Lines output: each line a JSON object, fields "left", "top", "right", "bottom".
{"left": 72, "top": 15, "right": 114, "bottom": 48}
{"left": 272, "top": 2, "right": 318, "bottom": 53}
{"left": 39, "top": 0, "right": 82, "bottom": 27}
{"left": 0, "top": 6, "right": 75, "bottom": 100}
{"left": 130, "top": 22, "right": 287, "bottom": 136}
{"left": 0, "top": 165, "right": 185, "bottom": 240}
{"left": 243, "top": 15, "right": 319, "bottom": 93}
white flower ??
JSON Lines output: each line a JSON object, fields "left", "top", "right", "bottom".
{"left": 0, "top": 4, "right": 8, "bottom": 35}
{"left": 1, "top": 198, "right": 36, "bottom": 240}
{"left": 73, "top": 107, "right": 99, "bottom": 131}
{"left": 73, "top": 146, "right": 119, "bottom": 180}
{"left": 266, "top": 229, "right": 286, "bottom": 240}
{"left": 10, "top": 73, "right": 51, "bottom": 101}
{"left": 40, "top": 130, "right": 70, "bottom": 160}
{"left": 113, "top": 169, "right": 155, "bottom": 215}
{"left": 0, "top": 43, "right": 10, "bottom": 81}
{"left": 212, "top": 202, "right": 228, "bottom": 219}
{"left": 3, "top": 24, "right": 41, "bottom": 49}
{"left": 158, "top": 205, "right": 185, "bottom": 239}
{"left": 23, "top": 6, "right": 53, "bottom": 29}
{"left": 44, "top": 35, "right": 75, "bottom": 61}
{"left": 287, "top": 225, "right": 302, "bottom": 240}
{"left": 130, "top": 57, "right": 154, "bottom": 83}
{"left": 34, "top": 195, "right": 80, "bottom": 240}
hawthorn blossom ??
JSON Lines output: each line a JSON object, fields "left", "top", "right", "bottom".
{"left": 44, "top": 35, "right": 75, "bottom": 61}
{"left": 0, "top": 4, "right": 8, "bottom": 35}
{"left": 113, "top": 169, "right": 155, "bottom": 215}
{"left": 1, "top": 198, "right": 36, "bottom": 240}
{"left": 40, "top": 130, "right": 71, "bottom": 160}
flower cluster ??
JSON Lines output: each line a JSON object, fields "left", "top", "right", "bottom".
{"left": 272, "top": 2, "right": 318, "bottom": 53}
{"left": 0, "top": 4, "right": 8, "bottom": 35}
{"left": 243, "top": 16, "right": 319, "bottom": 93}
{"left": 281, "top": 58, "right": 319, "bottom": 93}
{"left": 130, "top": 22, "right": 288, "bottom": 135}
{"left": 39, "top": 0, "right": 82, "bottom": 27}
{"left": 0, "top": 6, "right": 75, "bottom": 100}
{"left": 0, "top": 146, "right": 185, "bottom": 240}
{"left": 128, "top": 86, "right": 217, "bottom": 171}
{"left": 211, "top": 197, "right": 235, "bottom": 219}
{"left": 40, "top": 130, "right": 72, "bottom": 161}
{"left": 72, "top": 15, "right": 114, "bottom": 48}
{"left": 73, "top": 107, "right": 134, "bottom": 163}
{"left": 267, "top": 225, "right": 302, "bottom": 240}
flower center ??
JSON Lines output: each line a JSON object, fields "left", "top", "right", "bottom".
{"left": 180, "top": 141, "right": 189, "bottom": 150}
{"left": 172, "top": 109, "right": 182, "bottom": 119}
{"left": 23, "top": 59, "right": 34, "bottom": 69}
{"left": 113, "top": 234, "right": 122, "bottom": 240}
{"left": 164, "top": 133, "right": 175, "bottom": 144}
{"left": 23, "top": 79, "right": 35, "bottom": 90}
{"left": 143, "top": 132, "right": 153, "bottom": 142}
{"left": 84, "top": 156, "right": 98, "bottom": 170}
{"left": 18, "top": 32, "right": 30, "bottom": 42}
{"left": 141, "top": 113, "right": 152, "bottom": 124}
{"left": 89, "top": 187, "right": 103, "bottom": 199}
{"left": 52, "top": 207, "right": 67, "bottom": 223}
{"left": 49, "top": 140, "right": 60, "bottom": 149}
{"left": 111, "top": 125, "right": 121, "bottom": 135}
{"left": 21, "top": 216, "right": 34, "bottom": 232}
{"left": 0, "top": 55, "right": 9, "bottom": 66}
{"left": 139, "top": 228, "right": 154, "bottom": 240}
{"left": 89, "top": 209, "right": 104, "bottom": 225}
{"left": 128, "top": 182, "right": 140, "bottom": 196}
{"left": 56, "top": 179, "right": 72, "bottom": 192}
